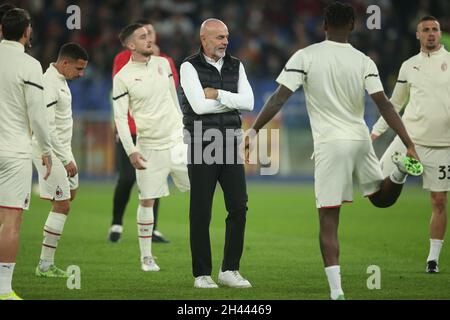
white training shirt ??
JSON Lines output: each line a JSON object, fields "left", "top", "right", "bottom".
{"left": 0, "top": 40, "right": 51, "bottom": 158}
{"left": 32, "top": 63, "right": 74, "bottom": 165}
{"left": 277, "top": 40, "right": 384, "bottom": 143}
{"left": 371, "top": 46, "right": 450, "bottom": 147}
{"left": 113, "top": 55, "right": 183, "bottom": 155}
{"left": 180, "top": 54, "right": 254, "bottom": 115}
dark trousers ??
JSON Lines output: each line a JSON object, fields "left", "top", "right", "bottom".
{"left": 188, "top": 141, "right": 248, "bottom": 277}
{"left": 112, "top": 134, "right": 160, "bottom": 227}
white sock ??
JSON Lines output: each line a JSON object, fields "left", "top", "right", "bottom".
{"left": 427, "top": 239, "right": 444, "bottom": 262}
{"left": 325, "top": 265, "right": 344, "bottom": 300}
{"left": 137, "top": 205, "right": 154, "bottom": 261}
{"left": 39, "top": 212, "right": 67, "bottom": 271}
{"left": 0, "top": 263, "right": 15, "bottom": 295}
{"left": 390, "top": 166, "right": 407, "bottom": 184}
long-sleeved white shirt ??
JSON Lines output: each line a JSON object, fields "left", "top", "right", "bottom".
{"left": 113, "top": 55, "right": 183, "bottom": 155}
{"left": 180, "top": 54, "right": 254, "bottom": 115}
{"left": 32, "top": 63, "right": 74, "bottom": 165}
{"left": 372, "top": 46, "right": 450, "bottom": 147}
{"left": 0, "top": 40, "right": 51, "bottom": 158}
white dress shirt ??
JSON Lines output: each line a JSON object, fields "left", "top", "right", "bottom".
{"left": 180, "top": 54, "right": 254, "bottom": 115}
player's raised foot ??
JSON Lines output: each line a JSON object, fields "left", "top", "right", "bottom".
{"left": 152, "top": 230, "right": 170, "bottom": 243}
{"left": 426, "top": 260, "right": 439, "bottom": 273}
{"left": 194, "top": 276, "right": 218, "bottom": 288}
{"left": 391, "top": 152, "right": 423, "bottom": 176}
{"left": 141, "top": 256, "right": 160, "bottom": 272}
{"left": 35, "top": 264, "right": 69, "bottom": 278}
{"left": 218, "top": 270, "right": 252, "bottom": 288}
{"left": 0, "top": 291, "right": 23, "bottom": 300}
{"left": 108, "top": 224, "right": 123, "bottom": 243}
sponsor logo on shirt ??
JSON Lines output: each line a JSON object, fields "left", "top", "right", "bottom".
{"left": 134, "top": 78, "right": 142, "bottom": 82}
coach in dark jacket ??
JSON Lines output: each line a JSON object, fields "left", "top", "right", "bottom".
{"left": 180, "top": 18, "right": 254, "bottom": 289}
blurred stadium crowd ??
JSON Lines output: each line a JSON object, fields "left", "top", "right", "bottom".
{"left": 2, "top": 0, "right": 450, "bottom": 177}
{"left": 4, "top": 0, "right": 450, "bottom": 112}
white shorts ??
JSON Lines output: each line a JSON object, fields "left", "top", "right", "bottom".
{"left": 33, "top": 152, "right": 78, "bottom": 201}
{"left": 0, "top": 157, "right": 32, "bottom": 210}
{"left": 136, "top": 141, "right": 190, "bottom": 200}
{"left": 380, "top": 136, "right": 450, "bottom": 192}
{"left": 314, "top": 140, "right": 384, "bottom": 208}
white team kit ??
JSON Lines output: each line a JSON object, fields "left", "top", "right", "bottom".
{"left": 113, "top": 55, "right": 190, "bottom": 199}
{"left": 276, "top": 40, "right": 385, "bottom": 208}
{"left": 32, "top": 63, "right": 78, "bottom": 201}
{"left": 0, "top": 40, "right": 51, "bottom": 210}
{"left": 372, "top": 46, "right": 450, "bottom": 192}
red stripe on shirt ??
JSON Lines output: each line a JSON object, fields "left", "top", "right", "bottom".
{"left": 0, "top": 205, "right": 23, "bottom": 211}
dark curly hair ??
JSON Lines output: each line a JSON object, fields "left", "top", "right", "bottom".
{"left": 324, "top": 2, "right": 355, "bottom": 28}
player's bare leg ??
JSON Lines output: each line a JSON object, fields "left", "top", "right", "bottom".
{"left": 368, "top": 177, "right": 404, "bottom": 208}
{"left": 319, "top": 207, "right": 344, "bottom": 300}
{"left": 0, "top": 208, "right": 23, "bottom": 300}
{"left": 369, "top": 152, "right": 423, "bottom": 208}
{"left": 426, "top": 191, "right": 447, "bottom": 273}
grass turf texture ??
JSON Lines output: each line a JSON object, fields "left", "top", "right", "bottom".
{"left": 14, "top": 183, "right": 449, "bottom": 300}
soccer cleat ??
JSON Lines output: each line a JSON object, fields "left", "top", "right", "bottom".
{"left": 141, "top": 256, "right": 160, "bottom": 272}
{"left": 194, "top": 276, "right": 219, "bottom": 288}
{"left": 391, "top": 152, "right": 423, "bottom": 176}
{"left": 334, "top": 294, "right": 346, "bottom": 300}
{"left": 108, "top": 224, "right": 123, "bottom": 243}
{"left": 35, "top": 265, "right": 70, "bottom": 278}
{"left": 218, "top": 270, "right": 252, "bottom": 288}
{"left": 426, "top": 260, "right": 439, "bottom": 273}
{"left": 0, "top": 291, "right": 23, "bottom": 300}
{"left": 152, "top": 230, "right": 170, "bottom": 243}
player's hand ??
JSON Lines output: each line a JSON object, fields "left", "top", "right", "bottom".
{"left": 371, "top": 133, "right": 379, "bottom": 141}
{"left": 64, "top": 161, "right": 78, "bottom": 177}
{"left": 41, "top": 154, "right": 52, "bottom": 181}
{"left": 204, "top": 87, "right": 218, "bottom": 100}
{"left": 241, "top": 130, "right": 258, "bottom": 164}
{"left": 129, "top": 152, "right": 147, "bottom": 170}
{"left": 406, "top": 146, "right": 420, "bottom": 162}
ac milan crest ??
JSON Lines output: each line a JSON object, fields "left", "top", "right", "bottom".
{"left": 158, "top": 65, "right": 163, "bottom": 75}
{"left": 442, "top": 62, "right": 448, "bottom": 72}
{"left": 55, "top": 186, "right": 63, "bottom": 199}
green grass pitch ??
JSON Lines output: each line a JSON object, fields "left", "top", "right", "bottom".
{"left": 13, "top": 182, "right": 449, "bottom": 300}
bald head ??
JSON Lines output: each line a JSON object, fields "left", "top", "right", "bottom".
{"left": 200, "top": 18, "right": 229, "bottom": 61}
{"left": 200, "top": 19, "right": 227, "bottom": 36}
